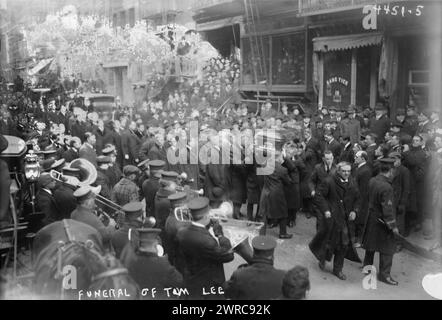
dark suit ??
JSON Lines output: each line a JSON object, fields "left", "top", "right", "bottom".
{"left": 120, "top": 247, "right": 183, "bottom": 299}
{"left": 62, "top": 148, "right": 79, "bottom": 163}
{"left": 354, "top": 163, "right": 372, "bottom": 240}
{"left": 176, "top": 223, "right": 234, "bottom": 299}
{"left": 392, "top": 165, "right": 410, "bottom": 234}
{"left": 71, "top": 205, "right": 115, "bottom": 244}
{"left": 0, "top": 159, "right": 11, "bottom": 222}
{"left": 121, "top": 129, "right": 141, "bottom": 166}
{"left": 338, "top": 143, "right": 354, "bottom": 164}
{"left": 142, "top": 176, "right": 160, "bottom": 217}
{"left": 79, "top": 143, "right": 97, "bottom": 167}
{"left": 224, "top": 258, "right": 285, "bottom": 300}
{"left": 111, "top": 221, "right": 142, "bottom": 259}
{"left": 36, "top": 189, "right": 60, "bottom": 226}
{"left": 53, "top": 184, "right": 77, "bottom": 219}
{"left": 326, "top": 139, "right": 342, "bottom": 160}
{"left": 309, "top": 174, "right": 361, "bottom": 273}
{"left": 369, "top": 115, "right": 391, "bottom": 143}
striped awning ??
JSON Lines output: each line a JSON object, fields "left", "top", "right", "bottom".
{"left": 313, "top": 33, "right": 383, "bottom": 52}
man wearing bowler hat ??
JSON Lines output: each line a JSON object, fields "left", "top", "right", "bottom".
{"left": 111, "top": 201, "right": 145, "bottom": 258}
{"left": 102, "top": 145, "right": 122, "bottom": 188}
{"left": 224, "top": 235, "right": 286, "bottom": 300}
{"left": 111, "top": 165, "right": 140, "bottom": 206}
{"left": 142, "top": 159, "right": 166, "bottom": 217}
{"left": 340, "top": 105, "right": 361, "bottom": 145}
{"left": 176, "top": 197, "right": 234, "bottom": 299}
{"left": 120, "top": 228, "right": 183, "bottom": 300}
{"left": 362, "top": 157, "right": 399, "bottom": 285}
{"left": 71, "top": 185, "right": 116, "bottom": 244}
{"left": 53, "top": 167, "right": 78, "bottom": 220}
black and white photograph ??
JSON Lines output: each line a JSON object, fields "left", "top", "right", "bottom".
{"left": 0, "top": 0, "right": 441, "bottom": 304}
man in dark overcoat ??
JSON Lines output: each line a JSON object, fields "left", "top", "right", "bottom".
{"left": 258, "top": 149, "right": 293, "bottom": 239}
{"left": 142, "top": 160, "right": 165, "bottom": 217}
{"left": 390, "top": 152, "right": 410, "bottom": 241}
{"left": 309, "top": 162, "right": 361, "bottom": 280}
{"left": 120, "top": 228, "right": 183, "bottom": 300}
{"left": 121, "top": 121, "right": 141, "bottom": 166}
{"left": 361, "top": 157, "right": 400, "bottom": 285}
{"left": 36, "top": 173, "right": 61, "bottom": 227}
{"left": 224, "top": 236, "right": 286, "bottom": 300}
{"left": 111, "top": 202, "right": 144, "bottom": 258}
{"left": 282, "top": 144, "right": 301, "bottom": 227}
{"left": 229, "top": 163, "right": 247, "bottom": 219}
{"left": 176, "top": 197, "right": 234, "bottom": 299}
{"left": 353, "top": 151, "right": 372, "bottom": 246}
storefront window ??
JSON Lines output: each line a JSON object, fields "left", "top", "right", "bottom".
{"left": 356, "top": 46, "right": 373, "bottom": 107}
{"left": 241, "top": 36, "right": 269, "bottom": 85}
{"left": 272, "top": 33, "right": 305, "bottom": 85}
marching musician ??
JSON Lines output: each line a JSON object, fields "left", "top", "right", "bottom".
{"left": 52, "top": 161, "right": 77, "bottom": 220}
{"left": 111, "top": 165, "right": 140, "bottom": 207}
{"left": 176, "top": 197, "right": 234, "bottom": 300}
{"left": 224, "top": 235, "right": 286, "bottom": 300}
{"left": 154, "top": 171, "right": 179, "bottom": 232}
{"left": 142, "top": 160, "right": 166, "bottom": 217}
{"left": 111, "top": 201, "right": 144, "bottom": 259}
{"left": 164, "top": 192, "right": 190, "bottom": 271}
{"left": 120, "top": 228, "right": 183, "bottom": 300}
{"left": 71, "top": 185, "right": 116, "bottom": 245}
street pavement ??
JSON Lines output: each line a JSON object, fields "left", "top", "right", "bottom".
{"left": 224, "top": 213, "right": 442, "bottom": 300}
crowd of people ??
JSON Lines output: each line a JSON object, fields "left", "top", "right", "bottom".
{"left": 1, "top": 69, "right": 442, "bottom": 299}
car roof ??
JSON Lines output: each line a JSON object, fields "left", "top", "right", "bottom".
{"left": 79, "top": 93, "right": 115, "bottom": 99}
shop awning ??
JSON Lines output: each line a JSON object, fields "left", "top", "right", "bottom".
{"left": 196, "top": 15, "right": 243, "bottom": 32}
{"left": 313, "top": 33, "right": 383, "bottom": 52}
{"left": 28, "top": 58, "right": 54, "bottom": 76}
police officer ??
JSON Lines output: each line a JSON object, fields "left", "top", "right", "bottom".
{"left": 362, "top": 157, "right": 399, "bottom": 285}
{"left": 142, "top": 160, "right": 166, "bottom": 217}
{"left": 176, "top": 197, "right": 234, "bottom": 299}
{"left": 224, "top": 235, "right": 286, "bottom": 300}
{"left": 120, "top": 228, "right": 183, "bottom": 300}
{"left": 111, "top": 201, "right": 144, "bottom": 258}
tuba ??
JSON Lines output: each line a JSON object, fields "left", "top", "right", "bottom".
{"left": 68, "top": 158, "right": 97, "bottom": 186}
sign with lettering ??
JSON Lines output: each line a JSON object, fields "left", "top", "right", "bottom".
{"left": 323, "top": 50, "right": 351, "bottom": 108}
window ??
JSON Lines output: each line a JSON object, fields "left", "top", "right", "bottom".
{"left": 272, "top": 33, "right": 305, "bottom": 85}
{"left": 409, "top": 70, "right": 429, "bottom": 86}
{"left": 241, "top": 36, "right": 269, "bottom": 85}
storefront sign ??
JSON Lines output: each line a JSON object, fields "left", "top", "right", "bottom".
{"left": 323, "top": 51, "right": 352, "bottom": 108}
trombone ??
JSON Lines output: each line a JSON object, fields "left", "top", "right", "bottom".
{"left": 49, "top": 169, "right": 123, "bottom": 214}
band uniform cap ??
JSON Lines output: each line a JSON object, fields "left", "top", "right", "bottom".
{"left": 97, "top": 156, "right": 112, "bottom": 164}
{"left": 388, "top": 152, "right": 401, "bottom": 159}
{"left": 161, "top": 171, "right": 179, "bottom": 181}
{"left": 168, "top": 192, "right": 187, "bottom": 208}
{"left": 148, "top": 160, "right": 166, "bottom": 171}
{"left": 42, "top": 149, "right": 57, "bottom": 158}
{"left": 188, "top": 197, "right": 210, "bottom": 220}
{"left": 252, "top": 235, "right": 277, "bottom": 252}
{"left": 137, "top": 159, "right": 150, "bottom": 170}
{"left": 123, "top": 165, "right": 140, "bottom": 176}
{"left": 62, "top": 166, "right": 81, "bottom": 176}
{"left": 122, "top": 201, "right": 144, "bottom": 219}
{"left": 102, "top": 146, "right": 116, "bottom": 155}
{"left": 50, "top": 158, "right": 66, "bottom": 171}
{"left": 73, "top": 185, "right": 101, "bottom": 199}
{"left": 379, "top": 157, "right": 396, "bottom": 164}
{"left": 137, "top": 228, "right": 161, "bottom": 253}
